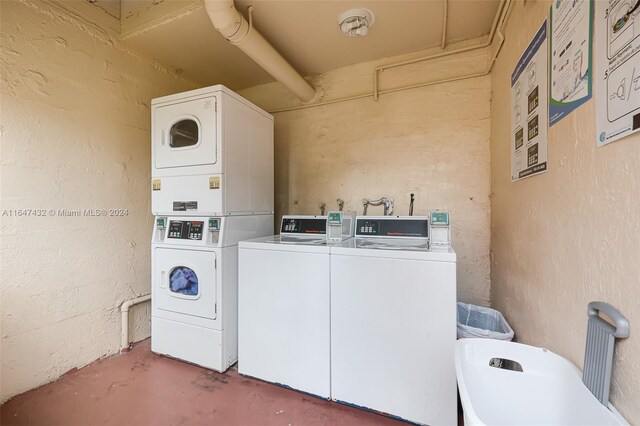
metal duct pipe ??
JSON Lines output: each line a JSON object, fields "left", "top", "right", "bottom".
{"left": 204, "top": 0, "right": 316, "bottom": 102}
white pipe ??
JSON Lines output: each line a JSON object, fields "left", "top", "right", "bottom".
{"left": 204, "top": 0, "right": 316, "bottom": 102}
{"left": 373, "top": 0, "right": 507, "bottom": 100}
{"left": 120, "top": 294, "right": 151, "bottom": 352}
{"left": 269, "top": 0, "right": 514, "bottom": 114}
{"left": 441, "top": 0, "right": 448, "bottom": 50}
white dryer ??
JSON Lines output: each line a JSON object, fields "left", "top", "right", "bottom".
{"left": 330, "top": 216, "right": 457, "bottom": 425}
{"left": 237, "top": 213, "right": 354, "bottom": 398}
{"left": 151, "top": 214, "right": 272, "bottom": 371}
{"left": 151, "top": 85, "right": 274, "bottom": 217}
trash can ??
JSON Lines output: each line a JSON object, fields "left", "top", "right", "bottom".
{"left": 456, "top": 302, "right": 514, "bottom": 340}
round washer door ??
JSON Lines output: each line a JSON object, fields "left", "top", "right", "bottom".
{"left": 153, "top": 247, "right": 217, "bottom": 320}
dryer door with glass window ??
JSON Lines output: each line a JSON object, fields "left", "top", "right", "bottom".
{"left": 153, "top": 95, "right": 217, "bottom": 170}
{"left": 153, "top": 247, "right": 217, "bottom": 320}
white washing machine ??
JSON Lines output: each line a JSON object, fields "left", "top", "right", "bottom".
{"left": 151, "top": 84, "right": 274, "bottom": 217}
{"left": 330, "top": 216, "right": 457, "bottom": 425}
{"left": 237, "top": 213, "right": 354, "bottom": 398}
{"left": 151, "top": 215, "right": 272, "bottom": 371}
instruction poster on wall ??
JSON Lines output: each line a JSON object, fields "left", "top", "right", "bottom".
{"left": 595, "top": 0, "right": 640, "bottom": 146}
{"left": 549, "top": 0, "right": 593, "bottom": 125}
{"left": 511, "top": 21, "right": 548, "bottom": 182}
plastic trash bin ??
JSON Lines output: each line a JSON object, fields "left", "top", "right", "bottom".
{"left": 456, "top": 302, "right": 514, "bottom": 340}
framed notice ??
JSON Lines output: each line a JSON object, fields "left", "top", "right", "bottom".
{"left": 511, "top": 21, "right": 549, "bottom": 181}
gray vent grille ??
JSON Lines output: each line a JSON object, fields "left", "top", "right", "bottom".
{"left": 582, "top": 302, "right": 630, "bottom": 406}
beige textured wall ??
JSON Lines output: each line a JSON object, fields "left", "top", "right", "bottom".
{"left": 0, "top": 0, "right": 194, "bottom": 402}
{"left": 490, "top": 1, "right": 639, "bottom": 421}
{"left": 241, "top": 44, "right": 493, "bottom": 306}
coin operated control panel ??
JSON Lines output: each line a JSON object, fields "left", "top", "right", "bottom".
{"left": 429, "top": 211, "right": 451, "bottom": 247}
{"left": 152, "top": 216, "right": 221, "bottom": 246}
{"left": 167, "top": 220, "right": 204, "bottom": 240}
{"left": 327, "top": 211, "right": 356, "bottom": 242}
{"left": 207, "top": 217, "right": 221, "bottom": 245}
{"left": 280, "top": 216, "right": 327, "bottom": 236}
{"left": 279, "top": 213, "right": 356, "bottom": 242}
{"left": 154, "top": 216, "right": 167, "bottom": 242}
{"left": 355, "top": 216, "right": 429, "bottom": 238}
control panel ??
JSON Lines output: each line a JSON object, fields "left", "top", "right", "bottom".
{"left": 168, "top": 220, "right": 205, "bottom": 240}
{"left": 356, "top": 217, "right": 429, "bottom": 238}
{"left": 280, "top": 216, "right": 327, "bottom": 235}
{"left": 208, "top": 218, "right": 220, "bottom": 231}
{"left": 429, "top": 211, "right": 451, "bottom": 247}
{"left": 327, "top": 210, "right": 356, "bottom": 242}
{"left": 357, "top": 219, "right": 380, "bottom": 235}
{"left": 152, "top": 216, "right": 223, "bottom": 246}
{"left": 430, "top": 211, "right": 449, "bottom": 226}
{"left": 327, "top": 211, "right": 342, "bottom": 224}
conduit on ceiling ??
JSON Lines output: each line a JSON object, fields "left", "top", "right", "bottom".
{"left": 204, "top": 0, "right": 316, "bottom": 102}
{"left": 269, "top": 0, "right": 513, "bottom": 113}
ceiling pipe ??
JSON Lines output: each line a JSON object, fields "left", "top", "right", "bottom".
{"left": 441, "top": 0, "right": 448, "bottom": 50}
{"left": 204, "top": 0, "right": 316, "bottom": 102}
{"left": 373, "top": 0, "right": 507, "bottom": 100}
{"left": 269, "top": 0, "right": 514, "bottom": 113}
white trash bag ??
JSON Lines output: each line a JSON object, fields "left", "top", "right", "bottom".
{"left": 457, "top": 302, "right": 514, "bottom": 340}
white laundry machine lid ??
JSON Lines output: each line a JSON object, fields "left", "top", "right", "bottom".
{"left": 355, "top": 238, "right": 429, "bottom": 251}
{"left": 239, "top": 235, "right": 335, "bottom": 254}
{"left": 331, "top": 237, "right": 455, "bottom": 261}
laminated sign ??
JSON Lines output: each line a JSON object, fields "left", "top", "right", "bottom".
{"left": 549, "top": 0, "right": 593, "bottom": 126}
{"left": 595, "top": 0, "right": 640, "bottom": 146}
{"left": 511, "top": 20, "right": 549, "bottom": 182}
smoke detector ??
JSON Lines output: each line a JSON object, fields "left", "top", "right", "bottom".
{"left": 338, "top": 8, "right": 375, "bottom": 36}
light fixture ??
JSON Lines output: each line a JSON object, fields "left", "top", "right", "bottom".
{"left": 338, "top": 8, "right": 375, "bottom": 37}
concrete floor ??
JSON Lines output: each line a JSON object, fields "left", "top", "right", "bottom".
{"left": 1, "top": 339, "right": 407, "bottom": 426}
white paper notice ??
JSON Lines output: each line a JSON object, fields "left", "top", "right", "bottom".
{"left": 549, "top": 0, "right": 592, "bottom": 126}
{"left": 511, "top": 21, "right": 549, "bottom": 182}
{"left": 595, "top": 0, "right": 640, "bottom": 146}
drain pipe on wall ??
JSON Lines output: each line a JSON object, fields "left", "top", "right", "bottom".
{"left": 120, "top": 294, "right": 151, "bottom": 352}
{"left": 204, "top": 0, "right": 316, "bottom": 102}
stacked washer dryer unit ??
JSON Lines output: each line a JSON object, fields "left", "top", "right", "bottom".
{"left": 150, "top": 85, "right": 274, "bottom": 372}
